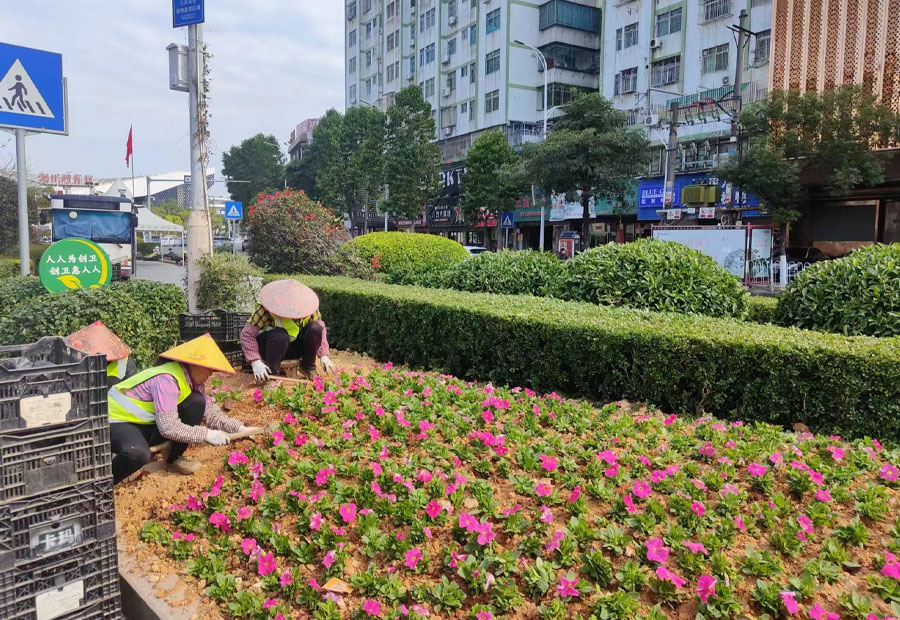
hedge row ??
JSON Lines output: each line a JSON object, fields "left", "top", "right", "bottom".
{"left": 291, "top": 275, "right": 900, "bottom": 441}
{"left": 745, "top": 296, "right": 778, "bottom": 324}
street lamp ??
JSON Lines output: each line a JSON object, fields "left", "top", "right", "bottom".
{"left": 514, "top": 39, "right": 549, "bottom": 251}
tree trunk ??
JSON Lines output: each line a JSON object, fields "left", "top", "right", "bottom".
{"left": 581, "top": 192, "right": 591, "bottom": 253}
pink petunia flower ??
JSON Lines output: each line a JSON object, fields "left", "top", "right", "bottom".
{"left": 815, "top": 489, "right": 833, "bottom": 502}
{"left": 696, "top": 575, "right": 717, "bottom": 603}
{"left": 567, "top": 486, "right": 581, "bottom": 503}
{"left": 257, "top": 552, "right": 277, "bottom": 576}
{"left": 476, "top": 612, "right": 493, "bottom": 620}
{"left": 682, "top": 541, "right": 709, "bottom": 555}
{"left": 280, "top": 569, "right": 294, "bottom": 588}
{"left": 808, "top": 603, "right": 841, "bottom": 620}
{"left": 540, "top": 454, "right": 558, "bottom": 472}
{"left": 546, "top": 530, "right": 566, "bottom": 552}
{"left": 734, "top": 515, "right": 747, "bottom": 533}
{"left": 633, "top": 480, "right": 652, "bottom": 499}
{"left": 236, "top": 506, "right": 253, "bottom": 522}
{"left": 748, "top": 463, "right": 768, "bottom": 477}
{"left": 827, "top": 445, "right": 845, "bottom": 461}
{"left": 597, "top": 450, "right": 617, "bottom": 464}
{"left": 797, "top": 514, "right": 814, "bottom": 534}
{"left": 781, "top": 591, "right": 799, "bottom": 615}
{"left": 404, "top": 548, "right": 423, "bottom": 570}
{"left": 557, "top": 576, "right": 580, "bottom": 598}
{"left": 323, "top": 550, "right": 337, "bottom": 569}
{"left": 362, "top": 599, "right": 381, "bottom": 617}
{"left": 655, "top": 566, "right": 685, "bottom": 588}
{"left": 664, "top": 414, "right": 677, "bottom": 426}
{"left": 208, "top": 512, "right": 231, "bottom": 532}
{"left": 879, "top": 464, "right": 899, "bottom": 482}
{"left": 241, "top": 538, "right": 258, "bottom": 556}
{"left": 604, "top": 464, "right": 620, "bottom": 478}
{"left": 310, "top": 512, "right": 323, "bottom": 531}
{"left": 882, "top": 552, "right": 900, "bottom": 579}
{"left": 540, "top": 505, "right": 554, "bottom": 523}
{"left": 475, "top": 521, "right": 496, "bottom": 546}
{"left": 646, "top": 538, "right": 669, "bottom": 563}
{"left": 425, "top": 501, "right": 443, "bottom": 519}
{"left": 624, "top": 493, "right": 640, "bottom": 514}
{"left": 699, "top": 442, "right": 716, "bottom": 458}
{"left": 227, "top": 451, "right": 249, "bottom": 466}
{"left": 535, "top": 483, "right": 552, "bottom": 497}
{"left": 691, "top": 502, "right": 706, "bottom": 517}
{"left": 252, "top": 388, "right": 263, "bottom": 403}
{"left": 339, "top": 503, "right": 357, "bottom": 523}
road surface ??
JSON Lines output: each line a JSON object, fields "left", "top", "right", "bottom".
{"left": 134, "top": 260, "right": 184, "bottom": 286}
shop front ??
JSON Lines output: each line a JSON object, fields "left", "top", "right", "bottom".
{"left": 637, "top": 174, "right": 766, "bottom": 225}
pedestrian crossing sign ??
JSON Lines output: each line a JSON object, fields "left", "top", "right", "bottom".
{"left": 0, "top": 42, "right": 67, "bottom": 134}
{"left": 225, "top": 201, "right": 243, "bottom": 220}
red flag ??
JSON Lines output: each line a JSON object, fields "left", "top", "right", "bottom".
{"left": 125, "top": 125, "right": 133, "bottom": 167}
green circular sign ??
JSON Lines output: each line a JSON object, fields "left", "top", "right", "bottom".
{"left": 39, "top": 238, "right": 113, "bottom": 293}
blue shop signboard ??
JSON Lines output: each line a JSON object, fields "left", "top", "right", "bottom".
{"left": 637, "top": 174, "right": 761, "bottom": 221}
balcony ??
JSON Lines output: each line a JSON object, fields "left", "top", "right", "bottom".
{"left": 699, "top": 0, "right": 732, "bottom": 24}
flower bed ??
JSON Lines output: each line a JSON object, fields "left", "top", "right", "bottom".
{"left": 141, "top": 365, "right": 900, "bottom": 620}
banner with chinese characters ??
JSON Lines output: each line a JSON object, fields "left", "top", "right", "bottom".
{"left": 38, "top": 239, "right": 112, "bottom": 292}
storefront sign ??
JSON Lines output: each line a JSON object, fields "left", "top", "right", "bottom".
{"left": 38, "top": 238, "right": 112, "bottom": 292}
{"left": 38, "top": 173, "right": 94, "bottom": 186}
{"left": 428, "top": 205, "right": 466, "bottom": 227}
{"left": 699, "top": 207, "right": 716, "bottom": 219}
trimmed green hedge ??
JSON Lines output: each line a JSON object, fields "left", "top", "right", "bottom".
{"left": 0, "top": 276, "right": 46, "bottom": 310}
{"left": 746, "top": 296, "right": 778, "bottom": 324}
{"left": 346, "top": 232, "right": 469, "bottom": 285}
{"left": 443, "top": 250, "right": 565, "bottom": 297}
{"left": 293, "top": 275, "right": 900, "bottom": 440}
{"left": 0, "top": 258, "right": 25, "bottom": 279}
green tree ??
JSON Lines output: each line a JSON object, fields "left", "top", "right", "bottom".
{"left": 221, "top": 133, "right": 285, "bottom": 205}
{"left": 382, "top": 86, "right": 442, "bottom": 222}
{"left": 718, "top": 86, "right": 900, "bottom": 244}
{"left": 519, "top": 92, "right": 648, "bottom": 249}
{"left": 462, "top": 131, "right": 522, "bottom": 249}
{"left": 285, "top": 156, "right": 319, "bottom": 199}
{"left": 0, "top": 176, "right": 42, "bottom": 256}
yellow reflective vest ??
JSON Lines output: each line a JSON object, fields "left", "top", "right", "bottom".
{"left": 108, "top": 361, "right": 192, "bottom": 425}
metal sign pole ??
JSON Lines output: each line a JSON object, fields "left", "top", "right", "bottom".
{"left": 15, "top": 129, "right": 28, "bottom": 276}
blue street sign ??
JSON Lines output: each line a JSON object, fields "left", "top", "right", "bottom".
{"left": 500, "top": 212, "right": 514, "bottom": 229}
{"left": 173, "top": 0, "right": 205, "bottom": 27}
{"left": 0, "top": 42, "right": 66, "bottom": 134}
{"left": 225, "top": 201, "right": 243, "bottom": 220}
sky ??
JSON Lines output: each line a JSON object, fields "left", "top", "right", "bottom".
{"left": 0, "top": 0, "right": 345, "bottom": 189}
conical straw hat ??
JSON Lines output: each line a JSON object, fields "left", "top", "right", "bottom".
{"left": 259, "top": 279, "right": 319, "bottom": 320}
{"left": 66, "top": 321, "right": 132, "bottom": 362}
{"left": 160, "top": 334, "right": 235, "bottom": 374}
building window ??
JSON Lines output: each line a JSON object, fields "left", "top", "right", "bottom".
{"left": 448, "top": 0, "right": 458, "bottom": 20}
{"left": 471, "top": 0, "right": 476, "bottom": 8}
{"left": 486, "top": 49, "right": 500, "bottom": 74}
{"left": 366, "top": 79, "right": 372, "bottom": 96}
{"left": 651, "top": 56, "right": 680, "bottom": 86}
{"left": 387, "top": 62, "right": 395, "bottom": 82}
{"left": 615, "top": 23, "right": 638, "bottom": 51}
{"left": 486, "top": 8, "right": 501, "bottom": 34}
{"left": 347, "top": 1, "right": 357, "bottom": 21}
{"left": 365, "top": 50, "right": 372, "bottom": 68}
{"left": 701, "top": 44, "right": 729, "bottom": 73}
{"left": 750, "top": 0, "right": 771, "bottom": 6}
{"left": 470, "top": 24, "right": 477, "bottom": 45}
{"left": 349, "top": 30, "right": 357, "bottom": 48}
{"left": 485, "top": 89, "right": 500, "bottom": 113}
{"left": 461, "top": 64, "right": 468, "bottom": 78}
{"left": 541, "top": 42, "right": 599, "bottom": 73}
{"left": 419, "top": 42, "right": 436, "bottom": 67}
{"left": 425, "top": 77, "right": 435, "bottom": 98}
{"left": 614, "top": 67, "right": 638, "bottom": 95}
{"left": 441, "top": 106, "right": 458, "bottom": 130}
{"left": 655, "top": 8, "right": 682, "bottom": 38}
{"left": 461, "top": 102, "right": 468, "bottom": 115}
{"left": 470, "top": 62, "right": 477, "bottom": 83}
{"left": 755, "top": 30, "right": 771, "bottom": 65}
{"left": 387, "top": 31, "right": 399, "bottom": 51}
{"left": 366, "top": 22, "right": 372, "bottom": 39}
{"left": 349, "top": 84, "right": 357, "bottom": 102}
{"left": 447, "top": 70, "right": 456, "bottom": 92}
{"left": 387, "top": 1, "right": 396, "bottom": 19}
{"left": 349, "top": 56, "right": 357, "bottom": 74}
{"left": 701, "top": 0, "right": 732, "bottom": 23}
{"left": 427, "top": 8, "right": 436, "bottom": 29}
{"left": 469, "top": 100, "right": 475, "bottom": 120}
{"left": 448, "top": 37, "right": 457, "bottom": 57}
{"left": 362, "top": 0, "right": 371, "bottom": 13}
{"left": 538, "top": 0, "right": 601, "bottom": 32}
{"left": 539, "top": 83, "right": 593, "bottom": 109}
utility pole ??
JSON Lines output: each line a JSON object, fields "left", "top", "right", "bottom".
{"left": 730, "top": 9, "right": 750, "bottom": 211}
{"left": 185, "top": 22, "right": 211, "bottom": 311}
{"left": 663, "top": 101, "right": 679, "bottom": 211}
{"left": 15, "top": 129, "right": 28, "bottom": 276}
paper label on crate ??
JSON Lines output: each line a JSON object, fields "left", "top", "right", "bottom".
{"left": 31, "top": 520, "right": 82, "bottom": 555}
{"left": 19, "top": 392, "right": 71, "bottom": 428}
{"left": 35, "top": 580, "right": 84, "bottom": 620}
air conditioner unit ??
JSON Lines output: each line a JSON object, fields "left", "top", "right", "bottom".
{"left": 643, "top": 114, "right": 658, "bottom": 127}
{"left": 722, "top": 76, "right": 730, "bottom": 85}
{"left": 448, "top": 16, "right": 457, "bottom": 26}
{"left": 443, "top": 127, "right": 454, "bottom": 136}
{"left": 441, "top": 87, "right": 451, "bottom": 97}
{"left": 442, "top": 52, "right": 451, "bottom": 64}
{"left": 649, "top": 39, "right": 661, "bottom": 50}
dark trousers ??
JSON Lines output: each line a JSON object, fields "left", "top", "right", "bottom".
{"left": 256, "top": 323, "right": 323, "bottom": 374}
{"left": 110, "top": 390, "right": 205, "bottom": 484}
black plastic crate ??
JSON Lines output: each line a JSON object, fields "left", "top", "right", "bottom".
{"left": 220, "top": 344, "right": 245, "bottom": 369}
{"left": 0, "top": 537, "right": 121, "bottom": 620}
{"left": 0, "top": 479, "right": 115, "bottom": 571}
{"left": 178, "top": 310, "right": 250, "bottom": 343}
{"left": 0, "top": 338, "right": 107, "bottom": 434}
{"left": 0, "top": 417, "right": 111, "bottom": 503}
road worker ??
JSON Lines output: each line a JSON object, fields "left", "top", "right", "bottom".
{"left": 66, "top": 321, "right": 136, "bottom": 387}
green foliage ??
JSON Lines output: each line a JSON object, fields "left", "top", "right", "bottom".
{"left": 443, "top": 251, "right": 564, "bottom": 297}
{"left": 346, "top": 232, "right": 468, "bottom": 285}
{"left": 288, "top": 275, "right": 900, "bottom": 440}
{"left": 221, "top": 133, "right": 285, "bottom": 206}
{"left": 0, "top": 176, "right": 42, "bottom": 256}
{"left": 196, "top": 252, "right": 264, "bottom": 312}
{"left": 776, "top": 244, "right": 900, "bottom": 337}
{"left": 114, "top": 280, "right": 186, "bottom": 355}
{"left": 462, "top": 131, "right": 521, "bottom": 223}
{"left": 246, "top": 189, "right": 371, "bottom": 278}
{"left": 137, "top": 241, "right": 160, "bottom": 259}
{"left": 557, "top": 239, "right": 748, "bottom": 318}
{"left": 0, "top": 276, "right": 45, "bottom": 311}
{"left": 746, "top": 296, "right": 779, "bottom": 324}
{"left": 0, "top": 258, "right": 23, "bottom": 279}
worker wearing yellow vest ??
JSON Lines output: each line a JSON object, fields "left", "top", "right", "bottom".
{"left": 240, "top": 279, "right": 335, "bottom": 381}
{"left": 66, "top": 321, "right": 136, "bottom": 388}
{"left": 108, "top": 335, "right": 251, "bottom": 483}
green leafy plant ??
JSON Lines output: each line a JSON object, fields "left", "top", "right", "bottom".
{"left": 443, "top": 250, "right": 565, "bottom": 297}
{"left": 345, "top": 231, "right": 468, "bottom": 286}
{"left": 429, "top": 576, "right": 467, "bottom": 612}
{"left": 196, "top": 252, "right": 264, "bottom": 312}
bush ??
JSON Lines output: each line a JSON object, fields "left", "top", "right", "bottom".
{"left": 0, "top": 258, "right": 23, "bottom": 279}
{"left": 0, "top": 287, "right": 157, "bottom": 367}
{"left": 137, "top": 241, "right": 160, "bottom": 259}
{"left": 0, "top": 276, "right": 46, "bottom": 312}
{"left": 776, "top": 244, "right": 900, "bottom": 337}
{"left": 346, "top": 232, "right": 469, "bottom": 284}
{"left": 443, "top": 250, "right": 564, "bottom": 297}
{"left": 246, "top": 189, "right": 370, "bottom": 278}
{"left": 113, "top": 280, "right": 187, "bottom": 355}
{"left": 196, "top": 252, "right": 264, "bottom": 312}
{"left": 746, "top": 296, "right": 779, "bottom": 324}
{"left": 558, "top": 239, "right": 748, "bottom": 318}
{"left": 288, "top": 275, "right": 900, "bottom": 440}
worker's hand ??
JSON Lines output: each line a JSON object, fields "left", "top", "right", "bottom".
{"left": 205, "top": 429, "right": 231, "bottom": 446}
{"left": 320, "top": 356, "right": 336, "bottom": 374}
{"left": 251, "top": 360, "right": 271, "bottom": 382}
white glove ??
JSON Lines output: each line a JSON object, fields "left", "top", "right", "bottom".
{"left": 251, "top": 360, "right": 270, "bottom": 382}
{"left": 205, "top": 429, "right": 230, "bottom": 446}
{"left": 320, "top": 356, "right": 335, "bottom": 374}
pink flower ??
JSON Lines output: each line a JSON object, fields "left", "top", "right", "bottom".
{"left": 696, "top": 575, "right": 717, "bottom": 603}
{"left": 633, "top": 480, "right": 652, "bottom": 499}
{"left": 597, "top": 450, "right": 617, "bottom": 464}
{"left": 809, "top": 603, "right": 841, "bottom": 620}
{"left": 770, "top": 452, "right": 785, "bottom": 466}
{"left": 624, "top": 493, "right": 640, "bottom": 514}
{"left": 645, "top": 538, "right": 669, "bottom": 563}
{"left": 815, "top": 489, "right": 833, "bottom": 502}
{"left": 540, "top": 505, "right": 554, "bottom": 523}
{"left": 540, "top": 454, "right": 558, "bottom": 472}
{"left": 257, "top": 552, "right": 277, "bottom": 576}
{"left": 339, "top": 503, "right": 357, "bottom": 523}
{"left": 721, "top": 483, "right": 740, "bottom": 497}
{"left": 797, "top": 514, "right": 814, "bottom": 534}
{"left": 310, "top": 512, "right": 323, "bottom": 531}
{"left": 781, "top": 591, "right": 799, "bottom": 615}
{"left": 535, "top": 483, "right": 552, "bottom": 497}
{"left": 425, "top": 501, "right": 443, "bottom": 519}
{"left": 323, "top": 550, "right": 337, "bottom": 569}
{"left": 604, "top": 464, "right": 620, "bottom": 478}
{"left": 546, "top": 530, "right": 566, "bottom": 552}
{"left": 272, "top": 431, "right": 284, "bottom": 446}
{"left": 294, "top": 432, "right": 307, "bottom": 446}
{"left": 557, "top": 576, "right": 580, "bottom": 598}
{"left": 362, "top": 599, "right": 381, "bottom": 617}
{"left": 250, "top": 481, "right": 265, "bottom": 502}
{"left": 186, "top": 495, "right": 203, "bottom": 511}
{"left": 476, "top": 612, "right": 493, "bottom": 620}
{"left": 734, "top": 515, "right": 747, "bottom": 532}
{"left": 208, "top": 512, "right": 231, "bottom": 532}
{"left": 827, "top": 445, "right": 845, "bottom": 461}
{"left": 699, "top": 442, "right": 716, "bottom": 458}
{"left": 664, "top": 414, "right": 677, "bottom": 426}
{"left": 691, "top": 502, "right": 706, "bottom": 517}
{"left": 241, "top": 538, "right": 258, "bottom": 556}
{"left": 682, "top": 541, "right": 709, "bottom": 555}
{"left": 280, "top": 569, "right": 294, "bottom": 587}
{"left": 263, "top": 599, "right": 277, "bottom": 610}
{"left": 449, "top": 550, "right": 467, "bottom": 568}
{"left": 475, "top": 521, "right": 496, "bottom": 546}
{"left": 227, "top": 451, "right": 249, "bottom": 466}
{"left": 404, "top": 548, "right": 423, "bottom": 570}
{"left": 880, "top": 464, "right": 899, "bottom": 482}
{"left": 882, "top": 552, "right": 900, "bottom": 580}
{"left": 236, "top": 506, "right": 253, "bottom": 522}
{"left": 252, "top": 388, "right": 263, "bottom": 403}
{"left": 748, "top": 463, "right": 768, "bottom": 477}
{"left": 459, "top": 513, "right": 479, "bottom": 532}
{"left": 655, "top": 566, "right": 685, "bottom": 588}
{"left": 567, "top": 486, "right": 581, "bottom": 503}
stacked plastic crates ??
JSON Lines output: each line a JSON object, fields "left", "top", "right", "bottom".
{"left": 0, "top": 337, "right": 121, "bottom": 620}
{"left": 178, "top": 310, "right": 250, "bottom": 369}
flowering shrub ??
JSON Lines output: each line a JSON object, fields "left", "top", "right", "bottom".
{"left": 246, "top": 189, "right": 371, "bottom": 278}
{"left": 146, "top": 365, "right": 900, "bottom": 620}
